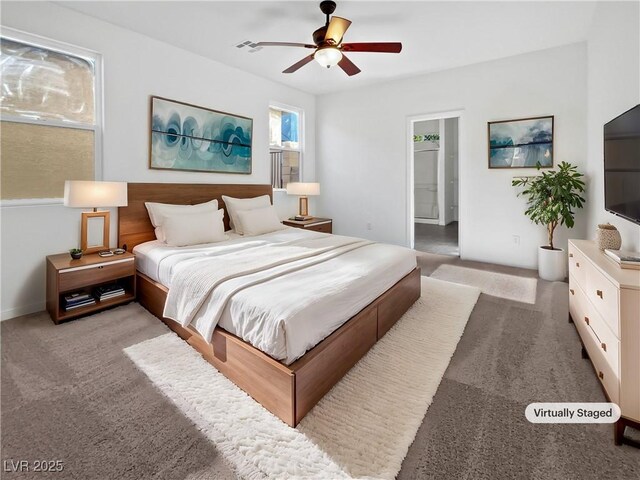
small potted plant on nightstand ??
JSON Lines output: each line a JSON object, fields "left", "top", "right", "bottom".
{"left": 512, "top": 161, "right": 586, "bottom": 281}
{"left": 69, "top": 248, "right": 83, "bottom": 260}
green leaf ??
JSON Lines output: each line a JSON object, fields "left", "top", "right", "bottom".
{"left": 511, "top": 161, "right": 586, "bottom": 247}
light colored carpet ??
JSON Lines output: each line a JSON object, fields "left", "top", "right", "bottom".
{"left": 124, "top": 277, "right": 481, "bottom": 480}
{"left": 431, "top": 264, "right": 538, "bottom": 304}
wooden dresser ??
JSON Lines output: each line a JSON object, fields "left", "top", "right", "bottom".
{"left": 568, "top": 239, "right": 640, "bottom": 446}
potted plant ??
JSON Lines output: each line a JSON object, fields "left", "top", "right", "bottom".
{"left": 512, "top": 161, "right": 586, "bottom": 281}
{"left": 69, "top": 248, "right": 83, "bottom": 260}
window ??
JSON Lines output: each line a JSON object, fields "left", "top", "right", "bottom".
{"left": 0, "top": 31, "right": 101, "bottom": 202}
{"left": 269, "top": 105, "right": 302, "bottom": 189}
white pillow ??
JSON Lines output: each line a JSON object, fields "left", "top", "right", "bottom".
{"left": 235, "top": 205, "right": 286, "bottom": 236}
{"left": 222, "top": 195, "right": 271, "bottom": 235}
{"left": 162, "top": 209, "right": 228, "bottom": 247}
{"left": 145, "top": 199, "right": 218, "bottom": 242}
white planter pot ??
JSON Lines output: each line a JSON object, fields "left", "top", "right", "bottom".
{"left": 538, "top": 246, "right": 566, "bottom": 281}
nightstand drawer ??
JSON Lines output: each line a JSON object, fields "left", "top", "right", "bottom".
{"left": 307, "top": 222, "right": 332, "bottom": 233}
{"left": 59, "top": 258, "right": 134, "bottom": 292}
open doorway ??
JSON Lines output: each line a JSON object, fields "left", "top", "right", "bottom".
{"left": 408, "top": 112, "right": 461, "bottom": 256}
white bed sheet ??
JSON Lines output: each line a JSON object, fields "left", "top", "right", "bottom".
{"left": 134, "top": 228, "right": 417, "bottom": 364}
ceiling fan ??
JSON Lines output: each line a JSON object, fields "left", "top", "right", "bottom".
{"left": 256, "top": 0, "right": 402, "bottom": 76}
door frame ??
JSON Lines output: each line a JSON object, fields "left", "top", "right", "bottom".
{"left": 406, "top": 109, "right": 465, "bottom": 255}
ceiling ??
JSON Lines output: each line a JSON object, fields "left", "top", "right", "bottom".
{"left": 58, "top": 1, "right": 597, "bottom": 95}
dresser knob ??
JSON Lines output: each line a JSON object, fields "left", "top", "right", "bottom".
{"left": 570, "top": 289, "right": 575, "bottom": 295}
{"left": 576, "top": 262, "right": 580, "bottom": 267}
{"left": 584, "top": 316, "right": 590, "bottom": 325}
{"left": 601, "top": 343, "right": 607, "bottom": 352}
{"left": 598, "top": 371, "right": 604, "bottom": 380}
{"left": 596, "top": 289, "right": 603, "bottom": 299}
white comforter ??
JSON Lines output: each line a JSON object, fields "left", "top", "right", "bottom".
{"left": 134, "top": 228, "right": 417, "bottom": 364}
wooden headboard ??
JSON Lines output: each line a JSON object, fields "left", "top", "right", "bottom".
{"left": 118, "top": 183, "right": 273, "bottom": 252}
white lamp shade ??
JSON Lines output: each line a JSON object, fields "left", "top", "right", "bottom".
{"left": 64, "top": 181, "right": 128, "bottom": 208}
{"left": 286, "top": 182, "right": 320, "bottom": 196}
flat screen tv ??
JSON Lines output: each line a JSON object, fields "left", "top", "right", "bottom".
{"left": 604, "top": 104, "right": 640, "bottom": 224}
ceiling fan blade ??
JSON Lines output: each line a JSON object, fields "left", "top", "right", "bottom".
{"left": 341, "top": 42, "right": 403, "bottom": 53}
{"left": 338, "top": 54, "right": 361, "bottom": 76}
{"left": 324, "top": 16, "right": 352, "bottom": 45}
{"left": 283, "top": 54, "right": 316, "bottom": 74}
{"left": 255, "top": 42, "right": 316, "bottom": 49}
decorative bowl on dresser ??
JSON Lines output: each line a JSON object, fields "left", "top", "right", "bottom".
{"left": 568, "top": 239, "right": 640, "bottom": 447}
{"left": 46, "top": 251, "right": 136, "bottom": 324}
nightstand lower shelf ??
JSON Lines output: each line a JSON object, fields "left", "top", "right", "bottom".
{"left": 56, "top": 292, "right": 136, "bottom": 322}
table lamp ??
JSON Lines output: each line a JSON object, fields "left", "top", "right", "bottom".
{"left": 286, "top": 182, "right": 320, "bottom": 220}
{"left": 64, "top": 181, "right": 128, "bottom": 254}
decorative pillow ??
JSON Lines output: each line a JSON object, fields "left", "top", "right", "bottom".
{"left": 145, "top": 199, "right": 218, "bottom": 242}
{"left": 221, "top": 195, "right": 271, "bottom": 235}
{"left": 162, "top": 209, "right": 228, "bottom": 247}
{"left": 235, "top": 205, "right": 286, "bottom": 236}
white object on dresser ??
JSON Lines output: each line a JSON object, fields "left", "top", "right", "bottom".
{"left": 568, "top": 239, "right": 640, "bottom": 447}
{"left": 605, "top": 248, "right": 640, "bottom": 270}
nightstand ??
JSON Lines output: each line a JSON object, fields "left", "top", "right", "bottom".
{"left": 46, "top": 252, "right": 136, "bottom": 324}
{"left": 282, "top": 217, "right": 332, "bottom": 233}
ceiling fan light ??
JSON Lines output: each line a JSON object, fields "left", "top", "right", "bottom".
{"left": 314, "top": 47, "right": 343, "bottom": 67}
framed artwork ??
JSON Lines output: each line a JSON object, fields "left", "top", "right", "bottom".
{"left": 149, "top": 96, "right": 252, "bottom": 174}
{"left": 488, "top": 116, "right": 554, "bottom": 168}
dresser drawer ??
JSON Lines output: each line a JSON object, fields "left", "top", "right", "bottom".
{"left": 568, "top": 274, "right": 585, "bottom": 322}
{"left": 585, "top": 262, "right": 620, "bottom": 338}
{"left": 575, "top": 305, "right": 620, "bottom": 404}
{"left": 58, "top": 258, "right": 135, "bottom": 292}
{"left": 583, "top": 302, "right": 620, "bottom": 378}
{"left": 568, "top": 244, "right": 587, "bottom": 287}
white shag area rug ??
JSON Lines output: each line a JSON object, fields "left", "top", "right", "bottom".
{"left": 124, "top": 277, "right": 480, "bottom": 480}
{"left": 431, "top": 264, "right": 537, "bottom": 304}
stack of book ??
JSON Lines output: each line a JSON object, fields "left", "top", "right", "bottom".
{"left": 63, "top": 292, "right": 96, "bottom": 311}
{"left": 605, "top": 249, "right": 640, "bottom": 270}
{"left": 94, "top": 284, "right": 126, "bottom": 301}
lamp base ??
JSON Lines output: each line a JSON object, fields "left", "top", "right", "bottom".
{"left": 298, "top": 196, "right": 310, "bottom": 217}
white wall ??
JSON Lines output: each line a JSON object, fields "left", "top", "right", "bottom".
{"left": 585, "top": 1, "right": 640, "bottom": 251}
{"left": 316, "top": 43, "right": 588, "bottom": 269}
{"left": 0, "top": 1, "right": 316, "bottom": 319}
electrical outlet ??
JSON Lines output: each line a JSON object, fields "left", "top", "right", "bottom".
{"left": 512, "top": 235, "right": 520, "bottom": 245}
{"left": 366, "top": 222, "right": 373, "bottom": 230}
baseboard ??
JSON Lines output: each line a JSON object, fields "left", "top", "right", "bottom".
{"left": 1, "top": 302, "right": 44, "bottom": 321}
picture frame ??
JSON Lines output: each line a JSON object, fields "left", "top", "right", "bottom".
{"left": 149, "top": 96, "right": 253, "bottom": 174}
{"left": 488, "top": 115, "right": 554, "bottom": 169}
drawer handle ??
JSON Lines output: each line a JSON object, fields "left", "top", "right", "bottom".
{"left": 598, "top": 371, "right": 604, "bottom": 380}
{"left": 601, "top": 342, "right": 607, "bottom": 352}
{"left": 570, "top": 289, "right": 575, "bottom": 295}
{"left": 98, "top": 266, "right": 104, "bottom": 269}
{"left": 584, "top": 316, "right": 590, "bottom": 325}
{"left": 576, "top": 262, "right": 580, "bottom": 268}
{"left": 596, "top": 289, "right": 603, "bottom": 299}
{"left": 569, "top": 253, "right": 574, "bottom": 258}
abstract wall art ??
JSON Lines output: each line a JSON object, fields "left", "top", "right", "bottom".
{"left": 149, "top": 96, "right": 252, "bottom": 174}
{"left": 488, "top": 116, "right": 554, "bottom": 168}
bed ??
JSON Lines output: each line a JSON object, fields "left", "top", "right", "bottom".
{"left": 119, "top": 183, "right": 421, "bottom": 426}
